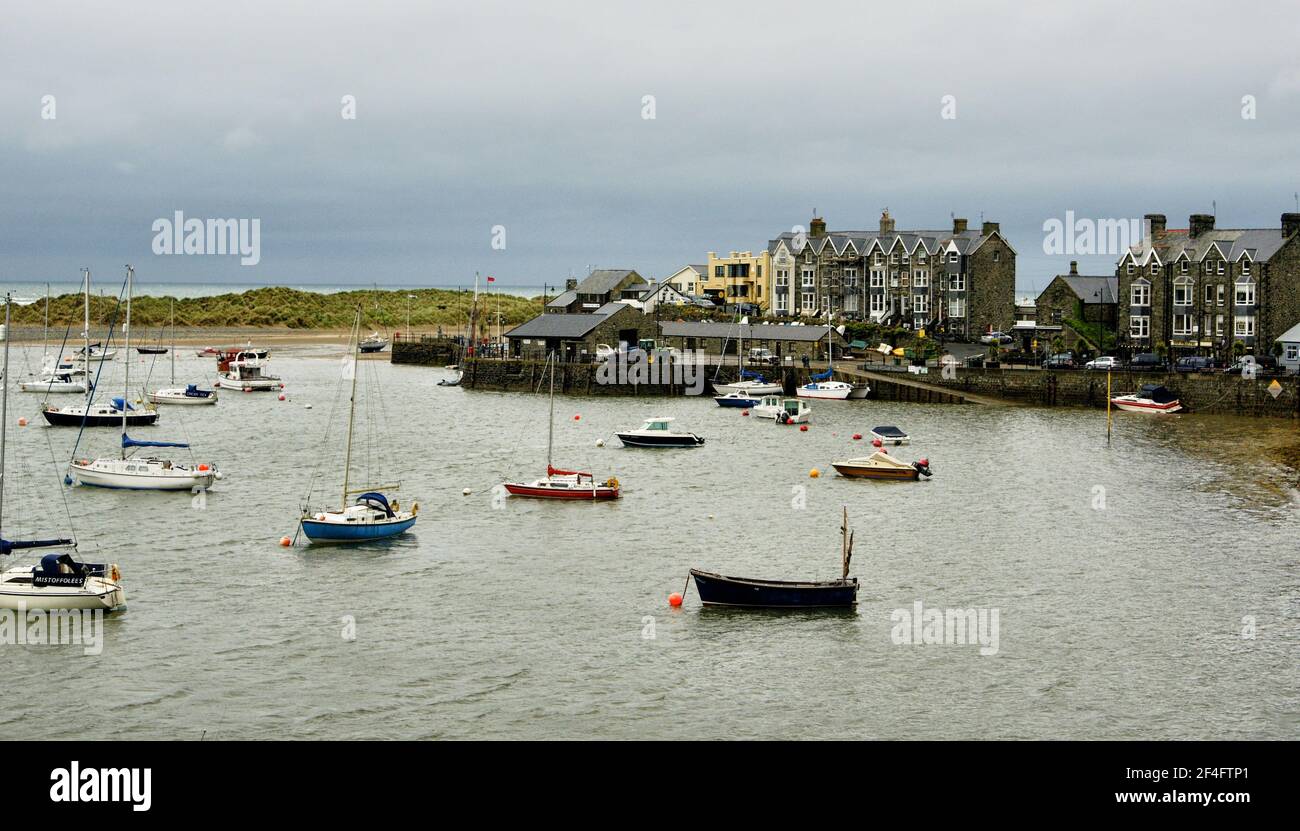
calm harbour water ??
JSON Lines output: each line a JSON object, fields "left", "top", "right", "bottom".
{"left": 1, "top": 345, "right": 1296, "bottom": 740}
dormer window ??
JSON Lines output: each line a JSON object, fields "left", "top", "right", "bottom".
{"left": 1126, "top": 262, "right": 1135, "bottom": 275}
{"left": 1150, "top": 262, "right": 1159, "bottom": 275}
{"left": 1241, "top": 259, "right": 1251, "bottom": 276}
{"left": 1179, "top": 260, "right": 1188, "bottom": 274}
{"left": 948, "top": 252, "right": 959, "bottom": 264}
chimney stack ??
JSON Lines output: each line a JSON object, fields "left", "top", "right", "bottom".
{"left": 952, "top": 217, "right": 968, "bottom": 234}
{"left": 879, "top": 210, "right": 895, "bottom": 234}
{"left": 809, "top": 216, "right": 827, "bottom": 238}
{"left": 1145, "top": 213, "right": 1167, "bottom": 241}
{"left": 1069, "top": 261, "right": 1078, "bottom": 275}
{"left": 1189, "top": 214, "right": 1215, "bottom": 238}
{"left": 1282, "top": 213, "right": 1300, "bottom": 238}
{"left": 982, "top": 221, "right": 1000, "bottom": 236}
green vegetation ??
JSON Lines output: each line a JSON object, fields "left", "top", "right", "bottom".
{"left": 9, "top": 286, "right": 545, "bottom": 331}
{"left": 1063, "top": 318, "right": 1115, "bottom": 351}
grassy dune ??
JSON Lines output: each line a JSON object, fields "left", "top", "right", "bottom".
{"left": 9, "top": 286, "right": 544, "bottom": 331}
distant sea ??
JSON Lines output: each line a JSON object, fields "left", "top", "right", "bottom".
{"left": 0, "top": 281, "right": 543, "bottom": 304}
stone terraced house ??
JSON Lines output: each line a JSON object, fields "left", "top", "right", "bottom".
{"left": 765, "top": 211, "right": 1016, "bottom": 338}
{"left": 1116, "top": 213, "right": 1300, "bottom": 359}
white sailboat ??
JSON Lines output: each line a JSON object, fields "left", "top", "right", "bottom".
{"left": 148, "top": 299, "right": 218, "bottom": 405}
{"left": 41, "top": 267, "right": 159, "bottom": 428}
{"left": 69, "top": 268, "right": 220, "bottom": 491}
{"left": 711, "top": 317, "right": 783, "bottom": 396}
{"left": 796, "top": 320, "right": 862, "bottom": 401}
{"left": 298, "top": 311, "right": 417, "bottom": 543}
{"left": 0, "top": 294, "right": 126, "bottom": 612}
{"left": 20, "top": 280, "right": 91, "bottom": 395}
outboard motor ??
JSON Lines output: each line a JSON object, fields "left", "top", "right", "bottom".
{"left": 912, "top": 458, "right": 933, "bottom": 478}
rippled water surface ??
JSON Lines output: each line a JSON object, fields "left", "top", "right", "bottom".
{"left": 2, "top": 345, "right": 1296, "bottom": 739}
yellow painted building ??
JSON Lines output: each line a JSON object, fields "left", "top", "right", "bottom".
{"left": 703, "top": 250, "right": 772, "bottom": 311}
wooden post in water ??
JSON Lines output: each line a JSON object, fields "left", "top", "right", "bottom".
{"left": 1106, "top": 369, "right": 1112, "bottom": 444}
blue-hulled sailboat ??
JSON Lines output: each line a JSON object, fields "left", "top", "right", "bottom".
{"left": 299, "top": 310, "right": 417, "bottom": 544}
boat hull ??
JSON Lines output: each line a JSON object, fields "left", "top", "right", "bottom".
{"left": 42, "top": 408, "right": 158, "bottom": 428}
{"left": 148, "top": 388, "right": 219, "bottom": 405}
{"left": 0, "top": 575, "right": 125, "bottom": 612}
{"left": 616, "top": 433, "right": 705, "bottom": 448}
{"left": 831, "top": 462, "right": 922, "bottom": 480}
{"left": 690, "top": 569, "right": 858, "bottom": 608}
{"left": 714, "top": 395, "right": 758, "bottom": 408}
{"left": 712, "top": 382, "right": 783, "bottom": 396}
{"left": 217, "top": 374, "right": 282, "bottom": 392}
{"left": 71, "top": 463, "right": 216, "bottom": 491}
{"left": 1110, "top": 397, "right": 1182, "bottom": 414}
{"left": 797, "top": 383, "right": 853, "bottom": 400}
{"left": 20, "top": 380, "right": 88, "bottom": 394}
{"left": 300, "top": 515, "right": 417, "bottom": 543}
{"left": 503, "top": 482, "right": 619, "bottom": 499}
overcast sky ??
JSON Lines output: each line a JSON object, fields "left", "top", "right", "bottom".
{"left": 2, "top": 0, "right": 1299, "bottom": 292}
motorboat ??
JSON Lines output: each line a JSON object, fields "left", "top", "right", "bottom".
{"left": 149, "top": 383, "right": 218, "bottom": 405}
{"left": 0, "top": 553, "right": 126, "bottom": 612}
{"left": 298, "top": 312, "right": 416, "bottom": 544}
{"left": 437, "top": 370, "right": 463, "bottom": 387}
{"left": 870, "top": 426, "right": 910, "bottom": 446}
{"left": 686, "top": 507, "right": 858, "bottom": 609}
{"left": 20, "top": 373, "right": 89, "bottom": 394}
{"left": 503, "top": 356, "right": 620, "bottom": 500}
{"left": 796, "top": 378, "right": 853, "bottom": 400}
{"left": 1111, "top": 384, "right": 1183, "bottom": 414}
{"left": 751, "top": 395, "right": 784, "bottom": 419}
{"left": 616, "top": 417, "right": 705, "bottom": 448}
{"left": 43, "top": 398, "right": 159, "bottom": 428}
{"left": 218, "top": 352, "right": 283, "bottom": 392}
{"left": 832, "top": 450, "right": 932, "bottom": 480}
{"left": 772, "top": 398, "right": 812, "bottom": 424}
{"left": 714, "top": 391, "right": 759, "bottom": 408}
{"left": 359, "top": 332, "right": 389, "bottom": 353}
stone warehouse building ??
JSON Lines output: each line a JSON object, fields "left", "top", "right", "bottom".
{"left": 765, "top": 211, "right": 1016, "bottom": 338}
{"left": 1116, "top": 213, "right": 1300, "bottom": 358}
{"left": 506, "top": 302, "right": 656, "bottom": 362}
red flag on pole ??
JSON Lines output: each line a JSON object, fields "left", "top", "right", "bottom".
{"left": 486, "top": 276, "right": 495, "bottom": 283}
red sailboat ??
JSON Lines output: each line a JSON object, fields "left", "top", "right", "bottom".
{"left": 502, "top": 356, "right": 620, "bottom": 500}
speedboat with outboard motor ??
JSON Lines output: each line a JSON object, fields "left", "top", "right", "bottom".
{"left": 1110, "top": 384, "right": 1183, "bottom": 414}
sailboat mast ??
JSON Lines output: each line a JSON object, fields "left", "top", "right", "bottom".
{"left": 547, "top": 354, "right": 555, "bottom": 470}
{"left": 0, "top": 296, "right": 11, "bottom": 536}
{"left": 340, "top": 310, "right": 361, "bottom": 509}
{"left": 82, "top": 268, "right": 91, "bottom": 407}
{"left": 42, "top": 283, "right": 48, "bottom": 359}
{"left": 121, "top": 266, "right": 133, "bottom": 459}
{"left": 169, "top": 298, "right": 175, "bottom": 384}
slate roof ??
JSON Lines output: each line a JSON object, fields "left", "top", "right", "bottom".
{"left": 659, "top": 321, "right": 847, "bottom": 343}
{"left": 1125, "top": 227, "right": 1292, "bottom": 265}
{"left": 766, "top": 225, "right": 1007, "bottom": 260}
{"left": 507, "top": 305, "right": 628, "bottom": 339}
{"left": 1052, "top": 275, "right": 1118, "bottom": 305}
{"left": 578, "top": 269, "right": 645, "bottom": 295}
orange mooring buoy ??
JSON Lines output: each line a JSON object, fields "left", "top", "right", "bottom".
{"left": 809, "top": 468, "right": 820, "bottom": 478}
{"left": 668, "top": 592, "right": 683, "bottom": 607}
{"left": 279, "top": 536, "right": 291, "bottom": 547}
{"left": 17, "top": 417, "right": 28, "bottom": 427}
{"left": 573, "top": 414, "right": 581, "bottom": 421}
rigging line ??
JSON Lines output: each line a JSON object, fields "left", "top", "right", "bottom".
{"left": 65, "top": 280, "right": 127, "bottom": 469}
{"left": 300, "top": 343, "right": 351, "bottom": 507}
{"left": 38, "top": 323, "right": 75, "bottom": 410}
{"left": 42, "top": 420, "right": 80, "bottom": 549}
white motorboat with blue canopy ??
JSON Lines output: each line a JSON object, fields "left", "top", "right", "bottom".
{"left": 870, "top": 425, "right": 910, "bottom": 446}
{"left": 298, "top": 311, "right": 417, "bottom": 544}
{"left": 0, "top": 294, "right": 125, "bottom": 612}
{"left": 616, "top": 417, "right": 705, "bottom": 448}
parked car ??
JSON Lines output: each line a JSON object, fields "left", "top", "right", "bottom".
{"left": 1085, "top": 356, "right": 1121, "bottom": 370}
{"left": 979, "top": 331, "right": 1014, "bottom": 345}
{"left": 1043, "top": 352, "right": 1076, "bottom": 370}
{"left": 1129, "top": 353, "right": 1167, "bottom": 371}
{"left": 1174, "top": 356, "right": 1216, "bottom": 373}
{"left": 747, "top": 347, "right": 778, "bottom": 366}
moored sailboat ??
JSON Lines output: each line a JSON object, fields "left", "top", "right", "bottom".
{"left": 298, "top": 312, "right": 417, "bottom": 543}
{"left": 148, "top": 299, "right": 218, "bottom": 405}
{"left": 503, "top": 355, "right": 620, "bottom": 500}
